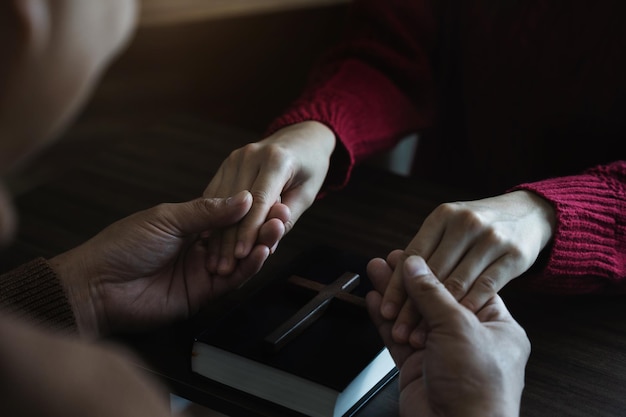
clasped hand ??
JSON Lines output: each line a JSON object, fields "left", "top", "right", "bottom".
{"left": 49, "top": 191, "right": 284, "bottom": 337}
{"left": 367, "top": 254, "right": 530, "bottom": 417}
{"left": 380, "top": 190, "right": 555, "bottom": 345}
{"left": 202, "top": 121, "right": 336, "bottom": 276}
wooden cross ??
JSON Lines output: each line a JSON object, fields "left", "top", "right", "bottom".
{"left": 264, "top": 272, "right": 365, "bottom": 352}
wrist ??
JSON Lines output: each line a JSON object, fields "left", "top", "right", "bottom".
{"left": 49, "top": 246, "right": 103, "bottom": 338}
{"left": 517, "top": 189, "right": 557, "bottom": 246}
{"left": 300, "top": 121, "right": 337, "bottom": 156}
{"left": 272, "top": 121, "right": 336, "bottom": 158}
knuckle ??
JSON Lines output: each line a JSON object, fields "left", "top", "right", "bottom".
{"left": 235, "top": 142, "right": 261, "bottom": 159}
{"left": 284, "top": 219, "right": 295, "bottom": 234}
{"left": 482, "top": 228, "right": 509, "bottom": 247}
{"left": 149, "top": 202, "right": 172, "bottom": 217}
{"left": 435, "top": 202, "right": 487, "bottom": 233}
{"left": 250, "top": 189, "right": 273, "bottom": 206}
{"left": 263, "top": 143, "right": 291, "bottom": 163}
{"left": 199, "top": 197, "right": 219, "bottom": 212}
{"left": 475, "top": 274, "right": 499, "bottom": 293}
{"left": 457, "top": 210, "right": 485, "bottom": 232}
{"left": 403, "top": 245, "right": 429, "bottom": 260}
{"left": 434, "top": 202, "right": 458, "bottom": 217}
{"left": 444, "top": 276, "right": 467, "bottom": 298}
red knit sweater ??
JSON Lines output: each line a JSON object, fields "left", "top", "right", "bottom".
{"left": 268, "top": 0, "right": 626, "bottom": 294}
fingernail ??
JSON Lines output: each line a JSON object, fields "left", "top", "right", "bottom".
{"left": 410, "top": 330, "right": 427, "bottom": 348}
{"left": 269, "top": 241, "right": 279, "bottom": 254}
{"left": 405, "top": 256, "right": 429, "bottom": 276}
{"left": 217, "top": 257, "right": 230, "bottom": 275}
{"left": 381, "top": 302, "right": 397, "bottom": 319}
{"left": 235, "top": 241, "right": 246, "bottom": 258}
{"left": 226, "top": 190, "right": 251, "bottom": 206}
{"left": 393, "top": 324, "right": 409, "bottom": 342}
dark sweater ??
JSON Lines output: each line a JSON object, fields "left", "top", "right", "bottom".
{"left": 0, "top": 258, "right": 76, "bottom": 333}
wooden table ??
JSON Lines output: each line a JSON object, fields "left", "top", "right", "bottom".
{"left": 3, "top": 116, "right": 626, "bottom": 417}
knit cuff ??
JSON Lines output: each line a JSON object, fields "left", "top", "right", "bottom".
{"left": 512, "top": 168, "right": 625, "bottom": 294}
{"left": 0, "top": 258, "right": 77, "bottom": 333}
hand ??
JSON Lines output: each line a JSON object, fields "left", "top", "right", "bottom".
{"left": 366, "top": 255, "right": 530, "bottom": 417}
{"left": 203, "top": 121, "right": 336, "bottom": 275}
{"left": 49, "top": 191, "right": 282, "bottom": 337}
{"left": 0, "top": 315, "right": 171, "bottom": 417}
{"left": 381, "top": 190, "right": 556, "bottom": 344}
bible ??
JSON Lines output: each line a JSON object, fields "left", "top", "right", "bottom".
{"left": 191, "top": 246, "right": 397, "bottom": 417}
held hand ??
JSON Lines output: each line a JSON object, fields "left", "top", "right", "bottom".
{"left": 366, "top": 256, "right": 530, "bottom": 417}
{"left": 50, "top": 191, "right": 279, "bottom": 337}
{"left": 203, "top": 121, "right": 335, "bottom": 276}
{"left": 381, "top": 190, "right": 556, "bottom": 344}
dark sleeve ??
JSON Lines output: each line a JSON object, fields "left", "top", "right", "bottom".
{"left": 0, "top": 258, "right": 77, "bottom": 333}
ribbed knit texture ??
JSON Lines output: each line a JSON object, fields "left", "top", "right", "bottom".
{"left": 0, "top": 258, "right": 77, "bottom": 333}
{"left": 514, "top": 161, "right": 626, "bottom": 294}
{"left": 267, "top": 0, "right": 626, "bottom": 294}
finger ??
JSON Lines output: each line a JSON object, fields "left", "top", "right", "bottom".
{"left": 385, "top": 249, "right": 404, "bottom": 269}
{"left": 160, "top": 191, "right": 252, "bottom": 234}
{"left": 267, "top": 202, "right": 291, "bottom": 224}
{"left": 234, "top": 162, "right": 293, "bottom": 259}
{"left": 379, "top": 264, "right": 407, "bottom": 320}
{"left": 379, "top": 213, "right": 446, "bottom": 320}
{"left": 460, "top": 253, "right": 518, "bottom": 312}
{"left": 277, "top": 187, "right": 318, "bottom": 235}
{"left": 217, "top": 226, "right": 239, "bottom": 276}
{"left": 206, "top": 154, "right": 257, "bottom": 274}
{"left": 366, "top": 257, "right": 394, "bottom": 294}
{"left": 408, "top": 317, "right": 428, "bottom": 349}
{"left": 391, "top": 298, "right": 421, "bottom": 344}
{"left": 205, "top": 233, "right": 221, "bottom": 273}
{"left": 188, "top": 192, "right": 252, "bottom": 274}
{"left": 424, "top": 222, "right": 479, "bottom": 281}
{"left": 233, "top": 245, "right": 271, "bottom": 287}
{"left": 442, "top": 236, "right": 506, "bottom": 301}
{"left": 209, "top": 245, "right": 271, "bottom": 295}
{"left": 212, "top": 164, "right": 256, "bottom": 273}
{"left": 365, "top": 291, "right": 393, "bottom": 347}
{"left": 196, "top": 191, "right": 252, "bottom": 274}
{"left": 403, "top": 206, "right": 449, "bottom": 261}
{"left": 402, "top": 255, "right": 466, "bottom": 330}
{"left": 366, "top": 290, "right": 417, "bottom": 373}
{"left": 260, "top": 203, "right": 291, "bottom": 254}
{"left": 257, "top": 218, "right": 285, "bottom": 254}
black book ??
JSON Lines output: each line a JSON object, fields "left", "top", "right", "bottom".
{"left": 191, "top": 246, "right": 398, "bottom": 417}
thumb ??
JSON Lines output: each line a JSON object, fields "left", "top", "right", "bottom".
{"left": 164, "top": 190, "right": 252, "bottom": 235}
{"left": 403, "top": 256, "right": 465, "bottom": 328}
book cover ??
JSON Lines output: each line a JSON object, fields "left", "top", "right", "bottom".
{"left": 191, "top": 245, "right": 397, "bottom": 417}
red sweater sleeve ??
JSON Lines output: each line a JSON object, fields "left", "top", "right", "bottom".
{"left": 513, "top": 161, "right": 626, "bottom": 294}
{"left": 267, "top": 0, "right": 439, "bottom": 190}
